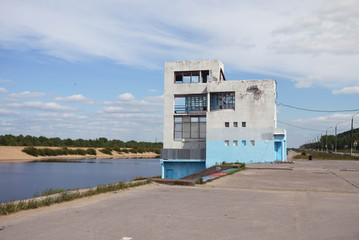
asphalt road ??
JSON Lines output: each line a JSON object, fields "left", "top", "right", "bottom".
{"left": 1, "top": 159, "right": 359, "bottom": 240}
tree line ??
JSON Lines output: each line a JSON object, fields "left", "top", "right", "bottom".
{"left": 300, "top": 128, "right": 359, "bottom": 150}
{"left": 0, "top": 134, "right": 162, "bottom": 153}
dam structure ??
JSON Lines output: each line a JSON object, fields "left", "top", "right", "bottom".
{"left": 161, "top": 60, "right": 286, "bottom": 179}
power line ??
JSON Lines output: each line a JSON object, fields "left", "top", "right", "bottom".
{"left": 277, "top": 102, "right": 359, "bottom": 113}
{"left": 277, "top": 120, "right": 325, "bottom": 132}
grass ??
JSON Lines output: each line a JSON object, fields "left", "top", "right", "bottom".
{"left": 294, "top": 151, "right": 359, "bottom": 161}
{"left": 0, "top": 179, "right": 152, "bottom": 215}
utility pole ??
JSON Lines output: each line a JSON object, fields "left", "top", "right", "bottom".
{"left": 335, "top": 122, "right": 343, "bottom": 153}
{"left": 351, "top": 113, "right": 359, "bottom": 156}
{"left": 326, "top": 127, "right": 332, "bottom": 153}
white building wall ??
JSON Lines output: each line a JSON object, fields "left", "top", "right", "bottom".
{"left": 163, "top": 60, "right": 224, "bottom": 149}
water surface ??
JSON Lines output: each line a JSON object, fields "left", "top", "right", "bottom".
{"left": 0, "top": 158, "right": 161, "bottom": 203}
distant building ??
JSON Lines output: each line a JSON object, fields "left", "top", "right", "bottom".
{"left": 161, "top": 60, "right": 286, "bottom": 179}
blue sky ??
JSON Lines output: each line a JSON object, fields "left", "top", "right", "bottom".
{"left": 0, "top": 0, "right": 358, "bottom": 147}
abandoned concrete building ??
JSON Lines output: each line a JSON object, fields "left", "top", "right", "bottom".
{"left": 161, "top": 60, "right": 287, "bottom": 179}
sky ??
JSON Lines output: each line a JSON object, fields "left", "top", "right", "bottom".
{"left": 0, "top": 0, "right": 358, "bottom": 147}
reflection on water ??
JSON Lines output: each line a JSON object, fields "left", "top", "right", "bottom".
{"left": 0, "top": 158, "right": 161, "bottom": 203}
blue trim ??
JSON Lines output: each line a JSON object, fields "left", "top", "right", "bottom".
{"left": 161, "top": 159, "right": 205, "bottom": 163}
{"left": 206, "top": 139, "right": 282, "bottom": 167}
{"left": 162, "top": 161, "right": 206, "bottom": 179}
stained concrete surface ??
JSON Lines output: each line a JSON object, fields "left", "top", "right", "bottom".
{"left": 1, "top": 160, "right": 359, "bottom": 240}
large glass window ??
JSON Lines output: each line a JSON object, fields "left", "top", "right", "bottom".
{"left": 174, "top": 117, "right": 183, "bottom": 141}
{"left": 174, "top": 95, "right": 207, "bottom": 113}
{"left": 174, "top": 116, "right": 206, "bottom": 141}
{"left": 210, "top": 92, "right": 235, "bottom": 110}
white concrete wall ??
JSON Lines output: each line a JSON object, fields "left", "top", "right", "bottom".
{"left": 163, "top": 60, "right": 277, "bottom": 149}
{"left": 163, "top": 60, "right": 224, "bottom": 149}
{"left": 206, "top": 79, "right": 276, "bottom": 133}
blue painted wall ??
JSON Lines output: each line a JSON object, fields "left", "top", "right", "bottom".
{"left": 161, "top": 160, "right": 206, "bottom": 179}
{"left": 206, "top": 140, "right": 276, "bottom": 168}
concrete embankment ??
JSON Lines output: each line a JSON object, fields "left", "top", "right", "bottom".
{"left": 1, "top": 159, "right": 359, "bottom": 240}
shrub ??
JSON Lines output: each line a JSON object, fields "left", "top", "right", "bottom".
{"left": 22, "top": 147, "right": 39, "bottom": 157}
{"left": 86, "top": 148, "right": 97, "bottom": 155}
{"left": 99, "top": 148, "right": 113, "bottom": 155}
{"left": 301, "top": 151, "right": 307, "bottom": 156}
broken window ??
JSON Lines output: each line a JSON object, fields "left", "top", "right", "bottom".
{"left": 210, "top": 92, "right": 235, "bottom": 110}
{"left": 174, "top": 97, "right": 186, "bottom": 113}
{"left": 174, "top": 70, "right": 210, "bottom": 83}
{"left": 174, "top": 95, "right": 207, "bottom": 113}
{"left": 174, "top": 116, "right": 206, "bottom": 141}
{"left": 201, "top": 70, "right": 209, "bottom": 83}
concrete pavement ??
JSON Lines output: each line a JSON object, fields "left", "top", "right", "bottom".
{"left": 1, "top": 159, "right": 359, "bottom": 240}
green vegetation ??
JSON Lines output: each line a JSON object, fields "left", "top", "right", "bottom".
{"left": 294, "top": 151, "right": 359, "bottom": 161}
{"left": 0, "top": 134, "right": 162, "bottom": 152}
{"left": 0, "top": 179, "right": 152, "bottom": 215}
{"left": 99, "top": 148, "right": 113, "bottom": 155}
{"left": 22, "top": 147, "right": 97, "bottom": 157}
{"left": 133, "top": 176, "right": 145, "bottom": 180}
{"left": 1, "top": 134, "right": 162, "bottom": 156}
{"left": 195, "top": 178, "right": 204, "bottom": 184}
{"left": 300, "top": 128, "right": 359, "bottom": 152}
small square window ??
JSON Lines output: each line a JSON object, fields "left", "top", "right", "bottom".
{"left": 242, "top": 122, "right": 246, "bottom": 127}
{"left": 233, "top": 140, "right": 238, "bottom": 146}
{"left": 250, "top": 140, "right": 255, "bottom": 146}
{"left": 225, "top": 122, "right": 229, "bottom": 127}
{"left": 224, "top": 140, "right": 229, "bottom": 146}
{"left": 233, "top": 122, "right": 238, "bottom": 127}
{"left": 242, "top": 140, "right": 246, "bottom": 146}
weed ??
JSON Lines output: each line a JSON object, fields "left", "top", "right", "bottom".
{"left": 0, "top": 179, "right": 152, "bottom": 216}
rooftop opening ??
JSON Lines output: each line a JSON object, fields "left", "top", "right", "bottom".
{"left": 175, "top": 70, "right": 210, "bottom": 84}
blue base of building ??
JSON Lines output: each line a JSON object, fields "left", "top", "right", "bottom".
{"left": 161, "top": 160, "right": 206, "bottom": 179}
{"left": 206, "top": 139, "right": 286, "bottom": 168}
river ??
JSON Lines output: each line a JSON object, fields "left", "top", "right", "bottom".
{"left": 0, "top": 158, "right": 161, "bottom": 203}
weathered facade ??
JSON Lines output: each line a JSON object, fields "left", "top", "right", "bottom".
{"left": 161, "top": 60, "right": 286, "bottom": 179}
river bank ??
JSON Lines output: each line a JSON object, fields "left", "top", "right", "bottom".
{"left": 0, "top": 146, "right": 160, "bottom": 163}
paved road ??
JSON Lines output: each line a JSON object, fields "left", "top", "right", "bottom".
{"left": 1, "top": 160, "right": 359, "bottom": 240}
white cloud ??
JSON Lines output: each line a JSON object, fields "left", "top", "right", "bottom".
{"left": 9, "top": 91, "right": 46, "bottom": 98}
{"left": 117, "top": 93, "right": 135, "bottom": 101}
{"left": 1, "top": 0, "right": 358, "bottom": 90}
{"left": 36, "top": 112, "right": 88, "bottom": 119}
{"left": 148, "top": 89, "right": 158, "bottom": 93}
{"left": 0, "top": 108, "right": 20, "bottom": 116}
{"left": 332, "top": 86, "right": 359, "bottom": 95}
{"left": 7, "top": 101, "right": 76, "bottom": 112}
{"left": 54, "top": 94, "right": 95, "bottom": 104}
{"left": 0, "top": 88, "right": 8, "bottom": 93}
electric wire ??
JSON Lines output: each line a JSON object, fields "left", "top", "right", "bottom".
{"left": 277, "top": 120, "right": 325, "bottom": 132}
{"left": 277, "top": 102, "right": 359, "bottom": 113}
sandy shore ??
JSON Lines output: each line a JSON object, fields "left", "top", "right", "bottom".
{"left": 0, "top": 146, "right": 160, "bottom": 163}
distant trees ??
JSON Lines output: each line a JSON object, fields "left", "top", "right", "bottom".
{"left": 0, "top": 134, "right": 163, "bottom": 154}
{"left": 300, "top": 128, "right": 359, "bottom": 150}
